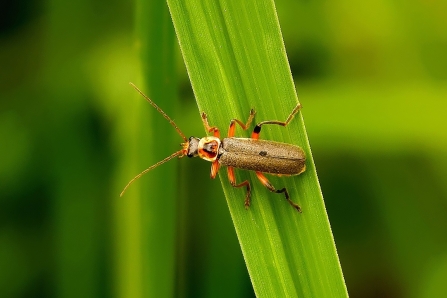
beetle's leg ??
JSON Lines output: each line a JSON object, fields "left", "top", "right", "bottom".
{"left": 228, "top": 109, "right": 256, "bottom": 137}
{"left": 201, "top": 112, "right": 220, "bottom": 138}
{"left": 210, "top": 161, "right": 220, "bottom": 179}
{"left": 227, "top": 166, "right": 251, "bottom": 208}
{"left": 251, "top": 104, "right": 301, "bottom": 139}
{"left": 255, "top": 171, "right": 302, "bottom": 212}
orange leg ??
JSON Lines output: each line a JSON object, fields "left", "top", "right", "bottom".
{"left": 201, "top": 112, "right": 220, "bottom": 138}
{"left": 255, "top": 172, "right": 302, "bottom": 212}
{"left": 251, "top": 104, "right": 301, "bottom": 139}
{"left": 210, "top": 161, "right": 220, "bottom": 179}
{"left": 201, "top": 112, "right": 221, "bottom": 178}
{"left": 228, "top": 109, "right": 256, "bottom": 137}
{"left": 227, "top": 166, "right": 251, "bottom": 209}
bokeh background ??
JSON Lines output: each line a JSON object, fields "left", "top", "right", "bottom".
{"left": 1, "top": 0, "right": 446, "bottom": 297}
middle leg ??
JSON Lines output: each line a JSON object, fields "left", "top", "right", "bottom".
{"left": 227, "top": 166, "right": 251, "bottom": 209}
{"left": 228, "top": 109, "right": 256, "bottom": 137}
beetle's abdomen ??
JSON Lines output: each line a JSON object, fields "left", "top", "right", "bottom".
{"left": 219, "top": 138, "right": 306, "bottom": 175}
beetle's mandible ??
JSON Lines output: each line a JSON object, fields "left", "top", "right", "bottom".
{"left": 121, "top": 83, "right": 306, "bottom": 212}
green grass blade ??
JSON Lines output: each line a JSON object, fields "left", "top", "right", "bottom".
{"left": 116, "top": 0, "right": 177, "bottom": 297}
{"left": 137, "top": 1, "right": 178, "bottom": 297}
{"left": 166, "top": 0, "right": 348, "bottom": 297}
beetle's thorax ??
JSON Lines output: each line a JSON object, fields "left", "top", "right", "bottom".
{"left": 186, "top": 136, "right": 221, "bottom": 162}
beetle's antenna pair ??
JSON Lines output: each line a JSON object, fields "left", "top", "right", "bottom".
{"left": 120, "top": 83, "right": 189, "bottom": 197}
{"left": 129, "top": 82, "right": 188, "bottom": 142}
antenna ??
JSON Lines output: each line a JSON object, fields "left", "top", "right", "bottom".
{"left": 120, "top": 83, "right": 189, "bottom": 197}
{"left": 129, "top": 82, "right": 187, "bottom": 142}
{"left": 120, "top": 149, "right": 185, "bottom": 197}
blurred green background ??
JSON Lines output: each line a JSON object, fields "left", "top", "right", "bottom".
{"left": 1, "top": 0, "right": 447, "bottom": 297}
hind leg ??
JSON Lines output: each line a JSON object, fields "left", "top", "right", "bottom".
{"left": 255, "top": 172, "right": 301, "bottom": 212}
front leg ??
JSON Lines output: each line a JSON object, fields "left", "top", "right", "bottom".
{"left": 201, "top": 112, "right": 220, "bottom": 138}
{"left": 210, "top": 161, "right": 220, "bottom": 179}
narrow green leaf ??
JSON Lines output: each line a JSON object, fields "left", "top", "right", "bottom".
{"left": 116, "top": 0, "right": 177, "bottom": 297}
{"left": 166, "top": 0, "right": 348, "bottom": 297}
{"left": 137, "top": 1, "right": 178, "bottom": 297}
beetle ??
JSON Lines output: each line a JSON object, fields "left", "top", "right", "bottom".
{"left": 121, "top": 83, "right": 306, "bottom": 212}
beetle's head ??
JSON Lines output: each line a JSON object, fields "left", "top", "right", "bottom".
{"left": 185, "top": 136, "right": 221, "bottom": 162}
{"left": 185, "top": 137, "right": 200, "bottom": 157}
